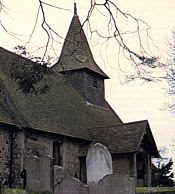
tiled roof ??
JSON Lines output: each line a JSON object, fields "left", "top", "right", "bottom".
{"left": 0, "top": 47, "right": 121, "bottom": 140}
{"left": 52, "top": 15, "right": 109, "bottom": 79}
{"left": 0, "top": 12, "right": 159, "bottom": 157}
{"left": 0, "top": 97, "right": 15, "bottom": 125}
{"left": 0, "top": 47, "right": 159, "bottom": 156}
{"left": 89, "top": 120, "right": 159, "bottom": 157}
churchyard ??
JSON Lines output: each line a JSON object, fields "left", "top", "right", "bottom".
{"left": 2, "top": 143, "right": 175, "bottom": 194}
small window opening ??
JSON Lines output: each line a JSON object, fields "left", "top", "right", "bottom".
{"left": 79, "top": 156, "right": 87, "bottom": 184}
{"left": 53, "top": 141, "right": 63, "bottom": 166}
{"left": 137, "top": 154, "right": 145, "bottom": 179}
{"left": 92, "top": 76, "right": 98, "bottom": 88}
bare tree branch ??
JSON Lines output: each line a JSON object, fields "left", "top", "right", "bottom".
{"left": 80, "top": 0, "right": 159, "bottom": 81}
{"left": 0, "top": 1, "right": 26, "bottom": 42}
{"left": 1, "top": 0, "right": 160, "bottom": 81}
{"left": 25, "top": 6, "right": 41, "bottom": 45}
{"left": 37, "top": 0, "right": 64, "bottom": 59}
{"left": 40, "top": 1, "right": 71, "bottom": 12}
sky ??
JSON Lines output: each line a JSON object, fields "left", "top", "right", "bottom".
{"left": 0, "top": 0, "right": 175, "bottom": 164}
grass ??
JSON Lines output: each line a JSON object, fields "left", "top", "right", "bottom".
{"left": 4, "top": 187, "right": 175, "bottom": 194}
{"left": 3, "top": 188, "right": 31, "bottom": 194}
{"left": 3, "top": 188, "right": 51, "bottom": 194}
{"left": 136, "top": 187, "right": 175, "bottom": 193}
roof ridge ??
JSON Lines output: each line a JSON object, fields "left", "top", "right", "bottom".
{"left": 0, "top": 47, "right": 37, "bottom": 65}
{"left": 123, "top": 120, "right": 148, "bottom": 125}
{"left": 88, "top": 119, "right": 148, "bottom": 130}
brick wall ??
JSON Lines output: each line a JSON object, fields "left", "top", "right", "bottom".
{"left": 112, "top": 154, "right": 131, "bottom": 175}
{"left": 0, "top": 124, "right": 11, "bottom": 185}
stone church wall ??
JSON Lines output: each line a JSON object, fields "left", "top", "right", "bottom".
{"left": 25, "top": 130, "right": 52, "bottom": 158}
{"left": 13, "top": 130, "right": 25, "bottom": 185}
{"left": 54, "top": 140, "right": 80, "bottom": 186}
{"left": 24, "top": 130, "right": 83, "bottom": 187}
{"left": 0, "top": 124, "right": 11, "bottom": 185}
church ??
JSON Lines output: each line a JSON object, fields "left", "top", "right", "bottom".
{"left": 0, "top": 4, "right": 159, "bottom": 189}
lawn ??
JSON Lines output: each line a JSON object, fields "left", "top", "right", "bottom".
{"left": 2, "top": 188, "right": 51, "bottom": 194}
{"left": 136, "top": 187, "right": 175, "bottom": 193}
{"left": 2, "top": 188, "right": 37, "bottom": 194}
{"left": 3, "top": 187, "right": 175, "bottom": 194}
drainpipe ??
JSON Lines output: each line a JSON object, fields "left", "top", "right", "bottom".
{"left": 133, "top": 153, "right": 137, "bottom": 187}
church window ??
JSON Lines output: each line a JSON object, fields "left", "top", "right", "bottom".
{"left": 79, "top": 156, "right": 87, "bottom": 183}
{"left": 53, "top": 141, "right": 63, "bottom": 166}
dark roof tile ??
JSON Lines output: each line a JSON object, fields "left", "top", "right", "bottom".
{"left": 89, "top": 120, "right": 159, "bottom": 157}
{"left": 0, "top": 47, "right": 121, "bottom": 140}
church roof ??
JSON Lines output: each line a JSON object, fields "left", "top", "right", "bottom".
{"left": 52, "top": 11, "right": 109, "bottom": 78}
{"left": 0, "top": 47, "right": 159, "bottom": 157}
{"left": 0, "top": 47, "right": 121, "bottom": 140}
{"left": 89, "top": 120, "right": 159, "bottom": 157}
{"left": 0, "top": 8, "right": 159, "bottom": 157}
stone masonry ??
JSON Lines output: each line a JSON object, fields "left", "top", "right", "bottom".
{"left": 0, "top": 124, "right": 11, "bottom": 185}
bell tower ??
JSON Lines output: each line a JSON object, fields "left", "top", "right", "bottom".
{"left": 53, "top": 4, "right": 109, "bottom": 107}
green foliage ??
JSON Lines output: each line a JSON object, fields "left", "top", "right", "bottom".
{"left": 151, "top": 158, "right": 174, "bottom": 187}
{"left": 11, "top": 61, "right": 51, "bottom": 95}
{"left": 11, "top": 46, "right": 52, "bottom": 95}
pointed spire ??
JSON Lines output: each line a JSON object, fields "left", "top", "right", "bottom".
{"left": 52, "top": 9, "right": 109, "bottom": 79}
{"left": 74, "top": 3, "right": 77, "bottom": 16}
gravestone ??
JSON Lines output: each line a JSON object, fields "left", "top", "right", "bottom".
{"left": 98, "top": 174, "right": 135, "bottom": 194}
{"left": 26, "top": 156, "right": 40, "bottom": 192}
{"left": 86, "top": 143, "right": 112, "bottom": 184}
{"left": 54, "top": 178, "right": 88, "bottom": 194}
{"left": 26, "top": 155, "right": 54, "bottom": 193}
{"left": 40, "top": 155, "right": 54, "bottom": 192}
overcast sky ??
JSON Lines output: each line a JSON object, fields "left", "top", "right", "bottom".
{"left": 1, "top": 0, "right": 175, "bottom": 163}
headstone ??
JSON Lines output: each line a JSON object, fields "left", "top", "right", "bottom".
{"left": 26, "top": 155, "right": 54, "bottom": 193}
{"left": 54, "top": 178, "right": 88, "bottom": 194}
{"left": 86, "top": 143, "right": 112, "bottom": 184}
{"left": 40, "top": 155, "right": 54, "bottom": 193}
{"left": 98, "top": 174, "right": 135, "bottom": 194}
{"left": 26, "top": 156, "right": 40, "bottom": 192}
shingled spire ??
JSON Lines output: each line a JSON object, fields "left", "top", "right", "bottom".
{"left": 53, "top": 4, "right": 109, "bottom": 79}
